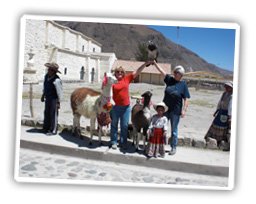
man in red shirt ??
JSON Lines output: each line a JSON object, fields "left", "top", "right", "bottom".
{"left": 111, "top": 61, "right": 152, "bottom": 150}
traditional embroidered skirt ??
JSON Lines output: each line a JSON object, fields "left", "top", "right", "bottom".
{"left": 205, "top": 109, "right": 229, "bottom": 144}
{"left": 146, "top": 128, "right": 165, "bottom": 157}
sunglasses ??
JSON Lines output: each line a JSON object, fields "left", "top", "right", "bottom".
{"left": 115, "top": 71, "right": 124, "bottom": 74}
{"left": 174, "top": 71, "right": 182, "bottom": 75}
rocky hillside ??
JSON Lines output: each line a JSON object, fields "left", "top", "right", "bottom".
{"left": 56, "top": 21, "right": 233, "bottom": 78}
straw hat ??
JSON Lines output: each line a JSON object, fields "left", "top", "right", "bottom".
{"left": 44, "top": 62, "right": 61, "bottom": 73}
{"left": 153, "top": 102, "right": 168, "bottom": 112}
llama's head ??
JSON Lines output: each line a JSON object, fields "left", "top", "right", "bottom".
{"left": 102, "top": 72, "right": 117, "bottom": 89}
{"left": 141, "top": 91, "right": 152, "bottom": 108}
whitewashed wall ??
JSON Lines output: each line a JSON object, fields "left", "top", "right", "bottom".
{"left": 89, "top": 42, "right": 101, "bottom": 53}
{"left": 24, "top": 20, "right": 48, "bottom": 79}
{"left": 57, "top": 51, "right": 86, "bottom": 80}
{"left": 64, "top": 29, "right": 76, "bottom": 51}
{"left": 23, "top": 19, "right": 115, "bottom": 82}
{"left": 77, "top": 36, "right": 89, "bottom": 52}
{"left": 47, "top": 22, "right": 63, "bottom": 48}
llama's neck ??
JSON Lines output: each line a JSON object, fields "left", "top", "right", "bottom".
{"left": 143, "top": 106, "right": 150, "bottom": 113}
{"left": 143, "top": 97, "right": 151, "bottom": 109}
{"left": 100, "top": 85, "right": 112, "bottom": 104}
{"left": 102, "top": 85, "right": 112, "bottom": 97}
{"left": 142, "top": 97, "right": 151, "bottom": 120}
{"left": 143, "top": 106, "right": 151, "bottom": 120}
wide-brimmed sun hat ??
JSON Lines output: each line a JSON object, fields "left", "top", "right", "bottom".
{"left": 173, "top": 65, "right": 185, "bottom": 76}
{"left": 44, "top": 62, "right": 61, "bottom": 73}
{"left": 153, "top": 102, "right": 168, "bottom": 112}
{"left": 224, "top": 81, "right": 233, "bottom": 88}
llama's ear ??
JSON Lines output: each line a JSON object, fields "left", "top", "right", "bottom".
{"left": 102, "top": 73, "right": 108, "bottom": 89}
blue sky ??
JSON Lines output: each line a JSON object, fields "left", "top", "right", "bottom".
{"left": 148, "top": 25, "right": 236, "bottom": 72}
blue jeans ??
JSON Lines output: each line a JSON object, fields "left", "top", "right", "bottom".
{"left": 110, "top": 105, "right": 131, "bottom": 146}
{"left": 165, "top": 111, "right": 180, "bottom": 149}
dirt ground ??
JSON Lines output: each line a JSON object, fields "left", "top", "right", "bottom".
{"left": 21, "top": 82, "right": 223, "bottom": 142}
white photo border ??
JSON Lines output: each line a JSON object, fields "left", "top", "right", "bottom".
{"left": 15, "top": 14, "right": 240, "bottom": 191}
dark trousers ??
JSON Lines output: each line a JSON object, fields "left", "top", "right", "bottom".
{"left": 43, "top": 98, "right": 58, "bottom": 133}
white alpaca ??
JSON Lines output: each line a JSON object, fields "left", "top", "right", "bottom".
{"left": 70, "top": 72, "right": 117, "bottom": 145}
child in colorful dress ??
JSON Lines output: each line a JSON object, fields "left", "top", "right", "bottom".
{"left": 146, "top": 102, "right": 168, "bottom": 158}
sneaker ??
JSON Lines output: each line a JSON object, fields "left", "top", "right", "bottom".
{"left": 47, "top": 132, "right": 57, "bottom": 136}
{"left": 169, "top": 148, "right": 176, "bottom": 155}
{"left": 46, "top": 131, "right": 55, "bottom": 136}
{"left": 46, "top": 130, "right": 57, "bottom": 136}
{"left": 111, "top": 144, "right": 117, "bottom": 149}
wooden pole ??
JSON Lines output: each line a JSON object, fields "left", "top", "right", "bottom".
{"left": 196, "top": 80, "right": 200, "bottom": 91}
{"left": 29, "top": 83, "right": 34, "bottom": 118}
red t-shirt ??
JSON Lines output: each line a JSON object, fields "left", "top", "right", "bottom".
{"left": 112, "top": 74, "right": 134, "bottom": 106}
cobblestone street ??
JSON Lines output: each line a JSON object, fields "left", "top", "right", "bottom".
{"left": 19, "top": 148, "right": 228, "bottom": 187}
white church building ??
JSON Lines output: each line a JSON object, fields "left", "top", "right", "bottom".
{"left": 23, "top": 19, "right": 116, "bottom": 83}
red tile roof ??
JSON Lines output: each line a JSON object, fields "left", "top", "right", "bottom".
{"left": 112, "top": 60, "right": 171, "bottom": 74}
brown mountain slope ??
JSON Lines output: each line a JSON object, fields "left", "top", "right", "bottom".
{"left": 55, "top": 21, "right": 233, "bottom": 78}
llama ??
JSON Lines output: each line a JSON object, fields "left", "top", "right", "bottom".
{"left": 70, "top": 72, "right": 117, "bottom": 145}
{"left": 131, "top": 91, "right": 152, "bottom": 150}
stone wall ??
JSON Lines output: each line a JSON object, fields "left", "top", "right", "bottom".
{"left": 184, "top": 78, "right": 225, "bottom": 91}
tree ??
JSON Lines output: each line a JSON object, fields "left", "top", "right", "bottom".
{"left": 135, "top": 43, "right": 148, "bottom": 61}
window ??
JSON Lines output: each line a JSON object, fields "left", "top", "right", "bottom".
{"left": 80, "top": 66, "right": 85, "bottom": 80}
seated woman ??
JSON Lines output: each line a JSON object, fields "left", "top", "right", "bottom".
{"left": 146, "top": 102, "right": 168, "bottom": 158}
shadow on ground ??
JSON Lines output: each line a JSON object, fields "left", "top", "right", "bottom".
{"left": 25, "top": 127, "right": 147, "bottom": 156}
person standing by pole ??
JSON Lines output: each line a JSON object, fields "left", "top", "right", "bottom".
{"left": 41, "top": 62, "right": 63, "bottom": 135}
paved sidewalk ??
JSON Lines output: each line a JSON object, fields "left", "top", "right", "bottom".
{"left": 18, "top": 125, "right": 230, "bottom": 177}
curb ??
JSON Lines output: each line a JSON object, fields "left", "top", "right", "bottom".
{"left": 21, "top": 118, "right": 219, "bottom": 150}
